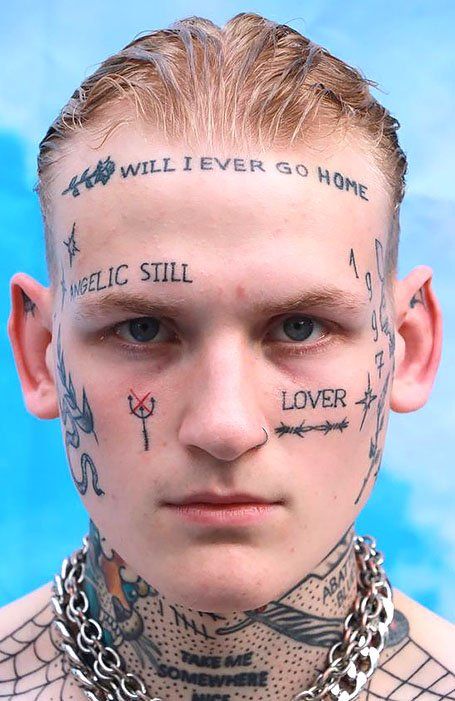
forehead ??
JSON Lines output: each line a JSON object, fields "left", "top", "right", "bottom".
{"left": 50, "top": 126, "right": 391, "bottom": 274}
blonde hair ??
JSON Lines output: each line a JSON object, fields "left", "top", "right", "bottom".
{"left": 36, "top": 12, "right": 407, "bottom": 284}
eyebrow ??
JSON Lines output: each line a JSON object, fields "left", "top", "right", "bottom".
{"left": 71, "top": 285, "right": 368, "bottom": 322}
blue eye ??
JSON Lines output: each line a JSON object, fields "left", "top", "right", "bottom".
{"left": 283, "top": 316, "right": 316, "bottom": 341}
{"left": 113, "top": 317, "right": 165, "bottom": 344}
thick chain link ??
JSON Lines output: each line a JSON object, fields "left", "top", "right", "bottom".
{"left": 51, "top": 534, "right": 393, "bottom": 701}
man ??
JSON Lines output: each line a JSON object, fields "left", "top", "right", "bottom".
{"left": 2, "top": 11, "right": 454, "bottom": 701}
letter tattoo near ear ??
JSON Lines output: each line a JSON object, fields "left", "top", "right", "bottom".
{"left": 348, "top": 237, "right": 394, "bottom": 505}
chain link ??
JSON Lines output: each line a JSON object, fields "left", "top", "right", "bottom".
{"left": 51, "top": 534, "right": 393, "bottom": 701}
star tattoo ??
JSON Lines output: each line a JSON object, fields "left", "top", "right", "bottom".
{"left": 355, "top": 372, "right": 377, "bottom": 431}
{"left": 63, "top": 222, "right": 80, "bottom": 267}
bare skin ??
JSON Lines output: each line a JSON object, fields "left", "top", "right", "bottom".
{"left": 4, "top": 123, "right": 453, "bottom": 698}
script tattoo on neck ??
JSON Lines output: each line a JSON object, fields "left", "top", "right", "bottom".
{"left": 61, "top": 154, "right": 370, "bottom": 203}
{"left": 21, "top": 289, "right": 36, "bottom": 317}
{"left": 56, "top": 324, "right": 104, "bottom": 496}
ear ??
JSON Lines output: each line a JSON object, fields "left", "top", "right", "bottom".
{"left": 390, "top": 265, "right": 442, "bottom": 413}
{"left": 7, "top": 272, "right": 59, "bottom": 419}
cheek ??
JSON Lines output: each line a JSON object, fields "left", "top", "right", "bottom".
{"left": 272, "top": 366, "right": 391, "bottom": 506}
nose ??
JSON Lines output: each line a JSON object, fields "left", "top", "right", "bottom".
{"left": 177, "top": 335, "right": 267, "bottom": 462}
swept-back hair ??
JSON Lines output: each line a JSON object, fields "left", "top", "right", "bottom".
{"left": 36, "top": 12, "right": 407, "bottom": 284}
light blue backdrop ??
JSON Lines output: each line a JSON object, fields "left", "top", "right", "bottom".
{"left": 0, "top": 1, "right": 453, "bottom": 620}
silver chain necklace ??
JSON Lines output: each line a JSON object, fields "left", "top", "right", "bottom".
{"left": 51, "top": 534, "right": 394, "bottom": 701}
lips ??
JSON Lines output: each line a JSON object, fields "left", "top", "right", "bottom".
{"left": 166, "top": 492, "right": 278, "bottom": 506}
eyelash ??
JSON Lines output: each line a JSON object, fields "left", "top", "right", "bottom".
{"left": 101, "top": 315, "right": 337, "bottom": 358}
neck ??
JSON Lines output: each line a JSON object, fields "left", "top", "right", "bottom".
{"left": 83, "top": 522, "right": 358, "bottom": 700}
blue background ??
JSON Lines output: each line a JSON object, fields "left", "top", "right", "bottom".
{"left": 0, "top": 2, "right": 454, "bottom": 620}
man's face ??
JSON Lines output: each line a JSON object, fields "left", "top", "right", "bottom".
{"left": 49, "top": 125, "right": 394, "bottom": 612}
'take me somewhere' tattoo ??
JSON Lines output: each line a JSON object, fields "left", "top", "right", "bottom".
{"left": 61, "top": 154, "right": 370, "bottom": 202}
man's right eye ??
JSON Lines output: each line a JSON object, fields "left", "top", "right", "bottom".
{"left": 112, "top": 317, "right": 170, "bottom": 344}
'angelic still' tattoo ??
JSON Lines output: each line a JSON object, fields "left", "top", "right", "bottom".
{"left": 68, "top": 261, "right": 193, "bottom": 302}
{"left": 61, "top": 154, "right": 370, "bottom": 202}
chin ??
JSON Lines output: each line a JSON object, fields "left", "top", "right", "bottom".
{"left": 168, "top": 581, "right": 276, "bottom": 614}
{"left": 156, "top": 552, "right": 287, "bottom": 614}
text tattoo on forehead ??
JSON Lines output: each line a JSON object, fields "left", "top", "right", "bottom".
{"left": 60, "top": 154, "right": 370, "bottom": 202}
{"left": 59, "top": 259, "right": 194, "bottom": 309}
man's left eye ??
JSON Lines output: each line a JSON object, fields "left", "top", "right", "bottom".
{"left": 113, "top": 317, "right": 172, "bottom": 343}
{"left": 270, "top": 315, "right": 327, "bottom": 343}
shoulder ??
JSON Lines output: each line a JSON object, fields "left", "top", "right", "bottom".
{"left": 364, "top": 587, "right": 455, "bottom": 700}
{"left": 0, "top": 582, "right": 83, "bottom": 701}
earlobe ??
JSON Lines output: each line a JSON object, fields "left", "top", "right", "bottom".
{"left": 390, "top": 266, "right": 442, "bottom": 413}
{"left": 7, "top": 272, "right": 60, "bottom": 419}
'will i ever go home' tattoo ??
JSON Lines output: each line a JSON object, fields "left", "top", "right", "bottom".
{"left": 61, "top": 154, "right": 370, "bottom": 203}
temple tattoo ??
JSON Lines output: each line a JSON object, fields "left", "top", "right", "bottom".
{"left": 275, "top": 418, "right": 349, "bottom": 438}
{"left": 349, "top": 248, "right": 359, "bottom": 278}
{"left": 63, "top": 221, "right": 80, "bottom": 267}
{"left": 21, "top": 289, "right": 36, "bottom": 317}
{"left": 127, "top": 389, "right": 156, "bottom": 451}
{"left": 375, "top": 238, "right": 396, "bottom": 358}
{"left": 56, "top": 325, "right": 104, "bottom": 496}
{"left": 365, "top": 271, "right": 373, "bottom": 301}
{"left": 61, "top": 155, "right": 116, "bottom": 197}
{"left": 355, "top": 372, "right": 377, "bottom": 431}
